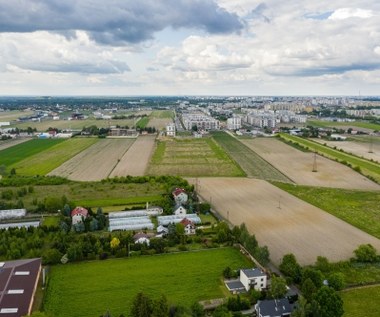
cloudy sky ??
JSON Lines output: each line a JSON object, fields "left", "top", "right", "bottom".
{"left": 0, "top": 0, "right": 380, "bottom": 96}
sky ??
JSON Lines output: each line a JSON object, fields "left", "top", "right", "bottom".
{"left": 0, "top": 0, "right": 380, "bottom": 96}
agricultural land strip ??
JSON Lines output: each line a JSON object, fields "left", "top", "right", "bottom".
{"left": 273, "top": 183, "right": 380, "bottom": 239}
{"left": 211, "top": 131, "right": 291, "bottom": 182}
{"left": 148, "top": 110, "right": 174, "bottom": 130}
{"left": 110, "top": 135, "right": 155, "bottom": 177}
{"left": 10, "top": 138, "right": 98, "bottom": 176}
{"left": 192, "top": 177, "right": 380, "bottom": 266}
{"left": 148, "top": 137, "right": 244, "bottom": 177}
{"left": 279, "top": 133, "right": 380, "bottom": 183}
{"left": 242, "top": 137, "right": 379, "bottom": 190}
{"left": 49, "top": 139, "right": 135, "bottom": 181}
{"left": 341, "top": 285, "right": 380, "bottom": 317}
{"left": 0, "top": 139, "right": 65, "bottom": 169}
{"left": 307, "top": 119, "right": 380, "bottom": 132}
{"left": 0, "top": 138, "right": 30, "bottom": 151}
{"left": 43, "top": 248, "right": 252, "bottom": 317}
{"left": 313, "top": 138, "right": 380, "bottom": 163}
{"left": 0, "top": 110, "right": 34, "bottom": 121}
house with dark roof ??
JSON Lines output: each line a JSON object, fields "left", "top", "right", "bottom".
{"left": 71, "top": 206, "right": 89, "bottom": 225}
{"left": 255, "top": 298, "right": 292, "bottom": 317}
{"left": 0, "top": 258, "right": 41, "bottom": 317}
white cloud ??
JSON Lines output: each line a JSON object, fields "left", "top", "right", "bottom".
{"left": 328, "top": 8, "right": 375, "bottom": 20}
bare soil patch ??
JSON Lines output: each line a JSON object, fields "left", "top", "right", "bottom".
{"left": 49, "top": 139, "right": 135, "bottom": 181}
{"left": 192, "top": 177, "right": 380, "bottom": 265}
{"left": 110, "top": 135, "right": 156, "bottom": 177}
{"left": 148, "top": 118, "right": 173, "bottom": 130}
{"left": 241, "top": 138, "right": 379, "bottom": 190}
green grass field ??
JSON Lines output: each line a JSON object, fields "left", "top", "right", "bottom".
{"left": 9, "top": 138, "right": 98, "bottom": 176}
{"left": 0, "top": 139, "right": 65, "bottom": 169}
{"left": 278, "top": 134, "right": 380, "bottom": 182}
{"left": 273, "top": 182, "right": 380, "bottom": 239}
{"left": 211, "top": 132, "right": 291, "bottom": 182}
{"left": 75, "top": 195, "right": 162, "bottom": 208}
{"left": 41, "top": 216, "right": 60, "bottom": 228}
{"left": 136, "top": 117, "right": 150, "bottom": 129}
{"left": 341, "top": 285, "right": 380, "bottom": 317}
{"left": 148, "top": 137, "right": 244, "bottom": 177}
{"left": 150, "top": 110, "right": 174, "bottom": 119}
{"left": 43, "top": 248, "right": 252, "bottom": 317}
{"left": 308, "top": 119, "right": 380, "bottom": 131}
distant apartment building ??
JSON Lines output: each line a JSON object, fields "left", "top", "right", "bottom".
{"left": 166, "top": 123, "right": 176, "bottom": 137}
{"left": 227, "top": 117, "right": 242, "bottom": 130}
{"left": 244, "top": 109, "right": 306, "bottom": 128}
{"left": 182, "top": 113, "right": 220, "bottom": 131}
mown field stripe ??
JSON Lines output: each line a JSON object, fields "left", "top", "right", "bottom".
{"left": 211, "top": 131, "right": 291, "bottom": 182}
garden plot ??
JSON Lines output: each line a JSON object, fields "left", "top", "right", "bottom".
{"left": 241, "top": 137, "right": 379, "bottom": 190}
{"left": 49, "top": 139, "right": 135, "bottom": 181}
{"left": 110, "top": 135, "right": 155, "bottom": 177}
{"left": 193, "top": 177, "right": 380, "bottom": 265}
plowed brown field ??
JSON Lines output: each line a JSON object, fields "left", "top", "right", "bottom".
{"left": 241, "top": 138, "right": 379, "bottom": 190}
{"left": 110, "top": 135, "right": 156, "bottom": 177}
{"left": 193, "top": 177, "right": 380, "bottom": 265}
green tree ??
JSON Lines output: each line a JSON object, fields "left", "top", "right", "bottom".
{"left": 354, "top": 244, "right": 378, "bottom": 262}
{"left": 301, "top": 278, "right": 317, "bottom": 302}
{"left": 212, "top": 305, "right": 232, "bottom": 317}
{"left": 42, "top": 248, "right": 62, "bottom": 265}
{"left": 291, "top": 295, "right": 311, "bottom": 317}
{"left": 253, "top": 246, "right": 270, "bottom": 266}
{"left": 152, "top": 294, "right": 168, "bottom": 317}
{"left": 302, "top": 268, "right": 323, "bottom": 289}
{"left": 63, "top": 204, "right": 71, "bottom": 217}
{"left": 279, "top": 254, "right": 302, "bottom": 283}
{"left": 44, "top": 197, "right": 63, "bottom": 212}
{"left": 130, "top": 292, "right": 153, "bottom": 317}
{"left": 312, "top": 286, "right": 344, "bottom": 317}
{"left": 269, "top": 275, "right": 288, "bottom": 299}
{"left": 314, "top": 256, "right": 331, "bottom": 273}
{"left": 190, "top": 302, "right": 204, "bottom": 317}
{"left": 328, "top": 273, "right": 345, "bottom": 291}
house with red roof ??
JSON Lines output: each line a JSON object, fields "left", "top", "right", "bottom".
{"left": 180, "top": 218, "right": 196, "bottom": 235}
{"left": 172, "top": 188, "right": 188, "bottom": 204}
{"left": 71, "top": 207, "right": 89, "bottom": 225}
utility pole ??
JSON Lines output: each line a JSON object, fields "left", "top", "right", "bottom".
{"left": 312, "top": 151, "right": 318, "bottom": 172}
{"left": 369, "top": 134, "right": 374, "bottom": 153}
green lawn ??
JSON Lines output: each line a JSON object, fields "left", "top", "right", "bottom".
{"left": 148, "top": 137, "right": 244, "bottom": 177}
{"left": 278, "top": 133, "right": 380, "bottom": 182}
{"left": 9, "top": 138, "right": 98, "bottom": 175}
{"left": 273, "top": 182, "right": 380, "bottom": 239}
{"left": 211, "top": 131, "right": 291, "bottom": 182}
{"left": 41, "top": 216, "right": 60, "bottom": 228}
{"left": 74, "top": 195, "right": 163, "bottom": 208}
{"left": 0, "top": 139, "right": 65, "bottom": 169}
{"left": 136, "top": 117, "right": 150, "bottom": 129}
{"left": 341, "top": 285, "right": 380, "bottom": 317}
{"left": 150, "top": 110, "right": 174, "bottom": 119}
{"left": 43, "top": 248, "right": 252, "bottom": 317}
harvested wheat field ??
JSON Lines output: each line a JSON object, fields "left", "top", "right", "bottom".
{"left": 193, "top": 177, "right": 380, "bottom": 265}
{"left": 110, "top": 135, "right": 156, "bottom": 177}
{"left": 0, "top": 138, "right": 30, "bottom": 151}
{"left": 241, "top": 138, "right": 379, "bottom": 190}
{"left": 49, "top": 139, "right": 135, "bottom": 181}
{"left": 313, "top": 138, "right": 380, "bottom": 163}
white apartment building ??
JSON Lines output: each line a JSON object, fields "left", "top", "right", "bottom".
{"left": 227, "top": 117, "right": 242, "bottom": 130}
{"left": 166, "top": 123, "right": 176, "bottom": 137}
{"left": 182, "top": 113, "right": 220, "bottom": 131}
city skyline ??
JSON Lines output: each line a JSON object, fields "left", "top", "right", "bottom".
{"left": 0, "top": 0, "right": 379, "bottom": 96}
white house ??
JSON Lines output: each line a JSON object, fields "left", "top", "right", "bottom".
{"left": 240, "top": 268, "right": 267, "bottom": 291}
{"left": 180, "top": 218, "right": 196, "bottom": 235}
{"left": 71, "top": 207, "right": 89, "bottom": 225}
{"left": 133, "top": 233, "right": 150, "bottom": 246}
{"left": 166, "top": 123, "right": 176, "bottom": 137}
{"left": 174, "top": 205, "right": 187, "bottom": 216}
{"left": 172, "top": 188, "right": 188, "bottom": 204}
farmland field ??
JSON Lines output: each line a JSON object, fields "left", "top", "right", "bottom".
{"left": 110, "top": 135, "right": 155, "bottom": 177}
{"left": 148, "top": 110, "right": 174, "bottom": 130}
{"left": 148, "top": 137, "right": 244, "bottom": 177}
{"left": 242, "top": 137, "right": 379, "bottom": 190}
{"left": 136, "top": 116, "right": 150, "bottom": 129}
{"left": 0, "top": 110, "right": 34, "bottom": 121}
{"left": 341, "top": 285, "right": 380, "bottom": 317}
{"left": 43, "top": 248, "right": 252, "bottom": 317}
{"left": 192, "top": 177, "right": 380, "bottom": 265}
{"left": 0, "top": 139, "right": 65, "bottom": 169}
{"left": 49, "top": 139, "right": 135, "bottom": 181}
{"left": 273, "top": 183, "right": 380, "bottom": 239}
{"left": 211, "top": 132, "right": 290, "bottom": 182}
{"left": 279, "top": 134, "right": 380, "bottom": 183}
{"left": 308, "top": 119, "right": 380, "bottom": 132}
{"left": 313, "top": 137, "right": 380, "bottom": 163}
{"left": 9, "top": 138, "right": 98, "bottom": 175}
{"left": 0, "top": 138, "right": 31, "bottom": 151}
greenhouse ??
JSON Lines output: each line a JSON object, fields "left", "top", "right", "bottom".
{"left": 109, "top": 210, "right": 147, "bottom": 218}
{"left": 157, "top": 214, "right": 201, "bottom": 226}
{"left": 109, "top": 216, "right": 154, "bottom": 231}
{"left": 0, "top": 209, "right": 27, "bottom": 221}
{"left": 0, "top": 221, "right": 40, "bottom": 230}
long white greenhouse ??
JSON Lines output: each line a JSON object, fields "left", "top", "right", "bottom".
{"left": 0, "top": 221, "right": 40, "bottom": 230}
{"left": 0, "top": 209, "right": 27, "bottom": 220}
{"left": 109, "top": 216, "right": 154, "bottom": 231}
{"left": 157, "top": 214, "right": 201, "bottom": 226}
{"left": 109, "top": 210, "right": 148, "bottom": 218}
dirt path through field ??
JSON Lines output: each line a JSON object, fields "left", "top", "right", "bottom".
{"left": 241, "top": 138, "right": 379, "bottom": 190}
{"left": 191, "top": 177, "right": 380, "bottom": 265}
{"left": 110, "top": 135, "right": 156, "bottom": 177}
{"left": 49, "top": 138, "right": 135, "bottom": 181}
